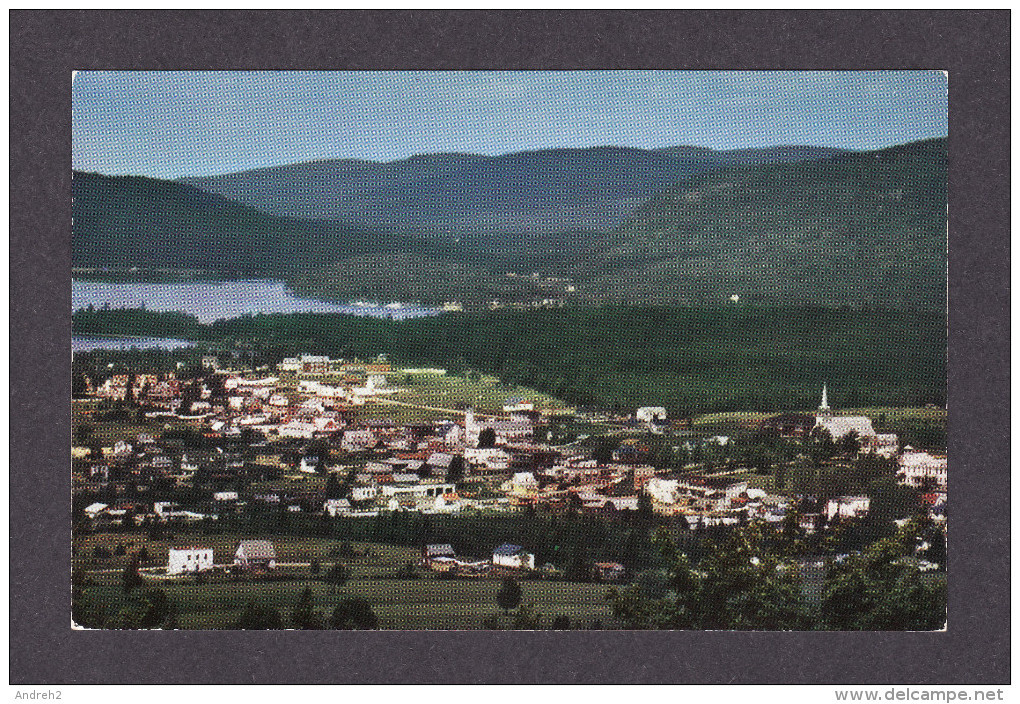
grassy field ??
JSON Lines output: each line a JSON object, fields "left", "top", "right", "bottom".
{"left": 692, "top": 406, "right": 947, "bottom": 434}
{"left": 74, "top": 534, "right": 617, "bottom": 630}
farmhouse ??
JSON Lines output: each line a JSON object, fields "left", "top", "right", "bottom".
{"left": 167, "top": 547, "right": 214, "bottom": 575}
{"left": 492, "top": 543, "right": 535, "bottom": 570}
{"left": 234, "top": 540, "right": 277, "bottom": 570}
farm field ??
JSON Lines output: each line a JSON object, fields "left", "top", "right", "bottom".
{"left": 74, "top": 535, "right": 618, "bottom": 630}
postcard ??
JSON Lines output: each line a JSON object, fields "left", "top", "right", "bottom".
{"left": 70, "top": 70, "right": 948, "bottom": 631}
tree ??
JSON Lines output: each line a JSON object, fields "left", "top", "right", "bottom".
{"left": 592, "top": 436, "right": 617, "bottom": 466}
{"left": 114, "top": 588, "right": 172, "bottom": 629}
{"left": 477, "top": 427, "right": 497, "bottom": 449}
{"left": 329, "top": 597, "right": 378, "bottom": 630}
{"left": 446, "top": 455, "right": 465, "bottom": 483}
{"left": 808, "top": 427, "right": 837, "bottom": 464}
{"left": 512, "top": 603, "right": 543, "bottom": 630}
{"left": 74, "top": 423, "right": 94, "bottom": 444}
{"left": 607, "top": 525, "right": 814, "bottom": 630}
{"left": 822, "top": 522, "right": 947, "bottom": 630}
{"left": 310, "top": 558, "right": 322, "bottom": 576}
{"left": 550, "top": 615, "right": 572, "bottom": 630}
{"left": 324, "top": 563, "right": 351, "bottom": 592}
{"left": 837, "top": 431, "right": 861, "bottom": 457}
{"left": 636, "top": 491, "right": 654, "bottom": 522}
{"left": 234, "top": 601, "right": 284, "bottom": 630}
{"left": 291, "top": 587, "right": 323, "bottom": 630}
{"left": 121, "top": 556, "right": 145, "bottom": 593}
{"left": 496, "top": 576, "right": 523, "bottom": 614}
{"left": 323, "top": 473, "right": 344, "bottom": 500}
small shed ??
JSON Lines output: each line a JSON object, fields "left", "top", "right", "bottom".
{"left": 234, "top": 540, "right": 277, "bottom": 570}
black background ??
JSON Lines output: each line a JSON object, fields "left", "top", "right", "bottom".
{"left": 10, "top": 10, "right": 1009, "bottom": 684}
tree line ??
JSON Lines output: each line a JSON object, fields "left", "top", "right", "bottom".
{"left": 73, "top": 305, "right": 946, "bottom": 414}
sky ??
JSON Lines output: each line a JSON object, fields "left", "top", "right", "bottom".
{"left": 72, "top": 70, "right": 948, "bottom": 179}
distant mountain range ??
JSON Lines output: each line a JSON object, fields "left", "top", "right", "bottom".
{"left": 180, "top": 144, "right": 849, "bottom": 232}
{"left": 73, "top": 139, "right": 947, "bottom": 310}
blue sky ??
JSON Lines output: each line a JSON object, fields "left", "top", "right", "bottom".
{"left": 72, "top": 70, "right": 948, "bottom": 179}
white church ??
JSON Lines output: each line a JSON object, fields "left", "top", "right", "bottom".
{"left": 813, "top": 384, "right": 898, "bottom": 456}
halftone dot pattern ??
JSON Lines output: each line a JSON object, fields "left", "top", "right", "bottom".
{"left": 72, "top": 71, "right": 947, "bottom": 631}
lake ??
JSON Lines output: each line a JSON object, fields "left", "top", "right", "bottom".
{"left": 72, "top": 279, "right": 443, "bottom": 324}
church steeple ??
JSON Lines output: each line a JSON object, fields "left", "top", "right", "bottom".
{"left": 818, "top": 383, "right": 831, "bottom": 417}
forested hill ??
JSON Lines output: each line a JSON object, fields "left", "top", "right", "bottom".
{"left": 71, "top": 171, "right": 433, "bottom": 276}
{"left": 74, "top": 139, "right": 947, "bottom": 311}
{"left": 586, "top": 138, "right": 948, "bottom": 310}
{"left": 179, "top": 144, "right": 849, "bottom": 231}
{"left": 73, "top": 306, "right": 947, "bottom": 414}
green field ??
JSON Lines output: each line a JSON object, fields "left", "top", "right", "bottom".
{"left": 692, "top": 406, "right": 946, "bottom": 434}
{"left": 74, "top": 535, "right": 616, "bottom": 630}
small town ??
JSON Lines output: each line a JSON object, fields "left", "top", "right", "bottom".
{"left": 71, "top": 350, "right": 948, "bottom": 630}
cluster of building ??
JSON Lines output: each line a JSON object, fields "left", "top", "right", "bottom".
{"left": 75, "top": 361, "right": 947, "bottom": 541}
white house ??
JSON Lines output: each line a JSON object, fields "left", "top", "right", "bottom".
{"left": 342, "top": 429, "right": 377, "bottom": 451}
{"left": 636, "top": 406, "right": 667, "bottom": 423}
{"left": 324, "top": 498, "right": 352, "bottom": 517}
{"left": 380, "top": 482, "right": 456, "bottom": 500}
{"left": 83, "top": 502, "right": 109, "bottom": 519}
{"left": 502, "top": 471, "right": 539, "bottom": 496}
{"left": 492, "top": 543, "right": 535, "bottom": 570}
{"left": 351, "top": 485, "right": 379, "bottom": 502}
{"left": 234, "top": 540, "right": 277, "bottom": 570}
{"left": 167, "top": 547, "right": 214, "bottom": 575}
{"left": 278, "top": 420, "right": 316, "bottom": 440}
{"left": 860, "top": 433, "right": 900, "bottom": 458}
{"left": 825, "top": 495, "right": 871, "bottom": 520}
{"left": 898, "top": 448, "right": 948, "bottom": 490}
{"left": 646, "top": 478, "right": 680, "bottom": 505}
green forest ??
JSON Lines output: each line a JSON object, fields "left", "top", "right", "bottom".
{"left": 73, "top": 305, "right": 946, "bottom": 414}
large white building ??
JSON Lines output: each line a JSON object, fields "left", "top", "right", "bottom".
{"left": 465, "top": 408, "right": 533, "bottom": 447}
{"left": 167, "top": 547, "right": 214, "bottom": 575}
{"left": 898, "top": 448, "right": 948, "bottom": 490}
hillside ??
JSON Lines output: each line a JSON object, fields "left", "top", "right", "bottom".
{"left": 74, "top": 139, "right": 947, "bottom": 311}
{"left": 584, "top": 138, "right": 948, "bottom": 310}
{"left": 71, "top": 171, "right": 433, "bottom": 276}
{"left": 180, "top": 144, "right": 847, "bottom": 231}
